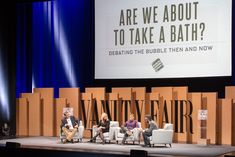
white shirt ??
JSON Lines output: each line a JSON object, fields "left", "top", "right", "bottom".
{"left": 66, "top": 118, "right": 74, "bottom": 130}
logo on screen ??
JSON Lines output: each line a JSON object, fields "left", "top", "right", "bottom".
{"left": 152, "top": 58, "right": 164, "bottom": 72}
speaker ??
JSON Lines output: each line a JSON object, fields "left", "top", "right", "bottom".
{"left": 5, "top": 142, "right": 21, "bottom": 148}
{"left": 130, "top": 149, "right": 147, "bottom": 157}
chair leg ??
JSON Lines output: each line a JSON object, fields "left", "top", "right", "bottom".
{"left": 169, "top": 144, "right": 172, "bottom": 147}
{"left": 133, "top": 141, "right": 134, "bottom": 145}
{"left": 116, "top": 141, "right": 118, "bottom": 144}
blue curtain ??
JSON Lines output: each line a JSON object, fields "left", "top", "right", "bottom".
{"left": 16, "top": 0, "right": 94, "bottom": 97}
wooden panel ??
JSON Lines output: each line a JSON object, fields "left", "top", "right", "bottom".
{"left": 34, "top": 88, "right": 54, "bottom": 136}
{"left": 151, "top": 87, "right": 174, "bottom": 140}
{"left": 112, "top": 87, "right": 132, "bottom": 100}
{"left": 85, "top": 87, "right": 106, "bottom": 100}
{"left": 18, "top": 98, "right": 28, "bottom": 136}
{"left": 225, "top": 86, "right": 235, "bottom": 100}
{"left": 21, "top": 93, "right": 41, "bottom": 136}
{"left": 85, "top": 87, "right": 106, "bottom": 117}
{"left": 107, "top": 93, "right": 120, "bottom": 122}
{"left": 16, "top": 99, "right": 19, "bottom": 136}
{"left": 148, "top": 92, "right": 161, "bottom": 129}
{"left": 151, "top": 87, "right": 173, "bottom": 124}
{"left": 112, "top": 87, "right": 133, "bottom": 124}
{"left": 220, "top": 99, "right": 233, "bottom": 145}
{"left": 59, "top": 88, "right": 80, "bottom": 119}
{"left": 81, "top": 93, "right": 94, "bottom": 129}
{"left": 55, "top": 98, "right": 67, "bottom": 137}
{"left": 233, "top": 101, "right": 235, "bottom": 146}
{"left": 81, "top": 93, "right": 94, "bottom": 138}
{"left": 132, "top": 87, "right": 146, "bottom": 127}
{"left": 188, "top": 93, "right": 201, "bottom": 143}
{"left": 202, "top": 93, "right": 218, "bottom": 144}
{"left": 173, "top": 87, "right": 188, "bottom": 143}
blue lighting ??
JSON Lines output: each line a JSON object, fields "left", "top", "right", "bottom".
{"left": 50, "top": 1, "right": 77, "bottom": 87}
{"left": 0, "top": 48, "right": 10, "bottom": 120}
{"left": 16, "top": 0, "right": 94, "bottom": 98}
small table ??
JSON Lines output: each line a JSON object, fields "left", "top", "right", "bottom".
{"left": 86, "top": 128, "right": 93, "bottom": 139}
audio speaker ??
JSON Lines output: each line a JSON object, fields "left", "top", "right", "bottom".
{"left": 130, "top": 149, "right": 147, "bottom": 157}
{"left": 5, "top": 142, "right": 21, "bottom": 148}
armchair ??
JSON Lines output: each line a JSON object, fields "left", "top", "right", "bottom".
{"left": 60, "top": 121, "right": 84, "bottom": 143}
{"left": 92, "top": 121, "right": 119, "bottom": 143}
{"left": 150, "top": 123, "right": 173, "bottom": 147}
{"left": 115, "top": 122, "right": 141, "bottom": 144}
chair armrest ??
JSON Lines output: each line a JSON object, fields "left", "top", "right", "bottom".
{"left": 132, "top": 128, "right": 141, "bottom": 140}
{"left": 114, "top": 127, "right": 121, "bottom": 139}
{"left": 78, "top": 126, "right": 84, "bottom": 139}
{"left": 92, "top": 126, "right": 99, "bottom": 137}
{"left": 109, "top": 126, "right": 119, "bottom": 140}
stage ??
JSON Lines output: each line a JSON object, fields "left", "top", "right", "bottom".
{"left": 0, "top": 137, "right": 235, "bottom": 157}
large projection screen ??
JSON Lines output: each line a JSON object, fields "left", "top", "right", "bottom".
{"left": 95, "top": 0, "right": 232, "bottom": 79}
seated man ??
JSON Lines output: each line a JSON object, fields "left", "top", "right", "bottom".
{"left": 60, "top": 110, "right": 79, "bottom": 143}
{"left": 120, "top": 113, "right": 139, "bottom": 145}
{"left": 140, "top": 115, "right": 158, "bottom": 147}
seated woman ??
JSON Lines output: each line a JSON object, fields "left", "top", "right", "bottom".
{"left": 120, "top": 113, "right": 139, "bottom": 145}
{"left": 60, "top": 110, "right": 79, "bottom": 143}
{"left": 89, "top": 112, "right": 110, "bottom": 144}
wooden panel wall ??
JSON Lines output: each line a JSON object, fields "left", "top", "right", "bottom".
{"left": 173, "top": 87, "right": 188, "bottom": 143}
{"left": 21, "top": 93, "right": 41, "bottom": 136}
{"left": 202, "top": 93, "right": 218, "bottom": 144}
{"left": 132, "top": 87, "right": 146, "bottom": 127}
{"left": 112, "top": 87, "right": 133, "bottom": 124}
{"left": 225, "top": 86, "right": 235, "bottom": 146}
{"left": 148, "top": 92, "right": 160, "bottom": 129}
{"left": 225, "top": 86, "right": 235, "bottom": 99}
{"left": 151, "top": 87, "right": 174, "bottom": 139}
{"left": 85, "top": 87, "right": 106, "bottom": 117}
{"left": 220, "top": 99, "right": 234, "bottom": 145}
{"left": 188, "top": 93, "right": 202, "bottom": 144}
{"left": 17, "top": 98, "right": 28, "bottom": 136}
{"left": 59, "top": 88, "right": 80, "bottom": 119}
{"left": 34, "top": 88, "right": 54, "bottom": 136}
{"left": 108, "top": 93, "right": 120, "bottom": 122}
{"left": 81, "top": 93, "right": 94, "bottom": 138}
{"left": 16, "top": 87, "right": 235, "bottom": 145}
{"left": 55, "top": 98, "right": 67, "bottom": 137}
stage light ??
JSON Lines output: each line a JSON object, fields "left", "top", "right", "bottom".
{"left": 32, "top": 75, "right": 35, "bottom": 91}
{"left": 0, "top": 49, "right": 10, "bottom": 120}
{"left": 43, "top": 2, "right": 77, "bottom": 87}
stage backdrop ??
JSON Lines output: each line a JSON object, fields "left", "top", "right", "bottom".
{"left": 16, "top": 0, "right": 94, "bottom": 98}
{"left": 95, "top": 0, "right": 232, "bottom": 79}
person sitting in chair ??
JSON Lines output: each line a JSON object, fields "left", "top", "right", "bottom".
{"left": 61, "top": 110, "right": 79, "bottom": 143}
{"left": 140, "top": 115, "right": 158, "bottom": 147}
{"left": 89, "top": 112, "right": 110, "bottom": 144}
{"left": 120, "top": 113, "right": 139, "bottom": 145}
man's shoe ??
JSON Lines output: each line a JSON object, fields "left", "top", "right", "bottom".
{"left": 88, "top": 139, "right": 94, "bottom": 143}
{"left": 62, "top": 139, "right": 67, "bottom": 144}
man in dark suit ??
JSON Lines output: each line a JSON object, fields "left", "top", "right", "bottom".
{"left": 61, "top": 110, "right": 79, "bottom": 143}
{"left": 140, "top": 115, "right": 158, "bottom": 147}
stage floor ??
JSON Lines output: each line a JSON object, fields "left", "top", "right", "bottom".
{"left": 0, "top": 137, "right": 235, "bottom": 157}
